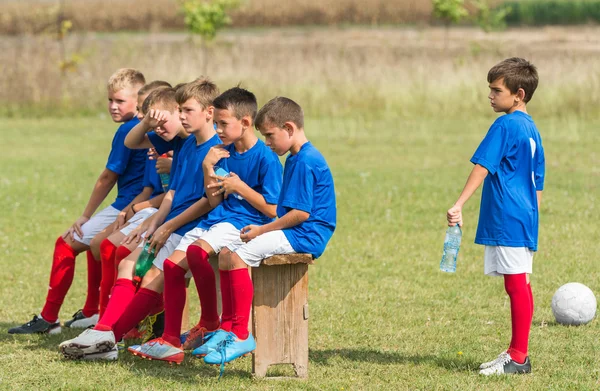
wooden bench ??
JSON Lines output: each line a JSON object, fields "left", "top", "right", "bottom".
{"left": 183, "top": 253, "right": 313, "bottom": 379}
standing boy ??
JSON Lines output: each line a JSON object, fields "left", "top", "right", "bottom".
{"left": 129, "top": 87, "right": 283, "bottom": 364}
{"left": 446, "top": 58, "right": 544, "bottom": 375}
{"left": 9, "top": 69, "right": 148, "bottom": 334}
{"left": 203, "top": 96, "right": 336, "bottom": 368}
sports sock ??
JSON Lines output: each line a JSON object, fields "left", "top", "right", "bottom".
{"left": 41, "top": 237, "right": 78, "bottom": 323}
{"left": 504, "top": 273, "right": 531, "bottom": 364}
{"left": 219, "top": 269, "right": 233, "bottom": 332}
{"left": 528, "top": 282, "right": 534, "bottom": 323}
{"left": 230, "top": 268, "right": 253, "bottom": 340}
{"left": 112, "top": 287, "right": 162, "bottom": 341}
{"left": 115, "top": 245, "right": 132, "bottom": 267}
{"left": 95, "top": 278, "right": 136, "bottom": 330}
{"left": 186, "top": 245, "right": 220, "bottom": 328}
{"left": 81, "top": 250, "right": 102, "bottom": 317}
{"left": 99, "top": 239, "right": 117, "bottom": 318}
{"left": 162, "top": 259, "right": 187, "bottom": 347}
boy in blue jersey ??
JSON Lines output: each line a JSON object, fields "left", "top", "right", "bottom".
{"left": 127, "top": 87, "right": 282, "bottom": 364}
{"left": 59, "top": 78, "right": 220, "bottom": 361}
{"left": 203, "top": 96, "right": 336, "bottom": 367}
{"left": 446, "top": 58, "right": 544, "bottom": 376}
{"left": 9, "top": 69, "right": 148, "bottom": 335}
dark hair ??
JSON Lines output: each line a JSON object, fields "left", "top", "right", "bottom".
{"left": 175, "top": 77, "right": 219, "bottom": 108}
{"left": 487, "top": 57, "right": 539, "bottom": 103}
{"left": 255, "top": 97, "right": 304, "bottom": 130}
{"left": 213, "top": 87, "right": 257, "bottom": 122}
{"left": 142, "top": 87, "right": 177, "bottom": 114}
{"left": 138, "top": 80, "right": 172, "bottom": 96}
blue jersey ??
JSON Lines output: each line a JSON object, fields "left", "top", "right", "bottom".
{"left": 471, "top": 111, "right": 545, "bottom": 251}
{"left": 142, "top": 152, "right": 164, "bottom": 198}
{"left": 199, "top": 140, "right": 283, "bottom": 230}
{"left": 147, "top": 132, "right": 188, "bottom": 186}
{"left": 277, "top": 142, "right": 336, "bottom": 259}
{"left": 166, "top": 134, "right": 222, "bottom": 236}
{"left": 106, "top": 117, "right": 147, "bottom": 210}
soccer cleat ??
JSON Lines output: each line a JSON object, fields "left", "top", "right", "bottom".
{"left": 203, "top": 333, "right": 256, "bottom": 378}
{"left": 479, "top": 350, "right": 509, "bottom": 369}
{"left": 128, "top": 337, "right": 184, "bottom": 364}
{"left": 182, "top": 324, "right": 218, "bottom": 351}
{"left": 138, "top": 311, "right": 165, "bottom": 344}
{"left": 122, "top": 327, "right": 143, "bottom": 341}
{"left": 82, "top": 346, "right": 118, "bottom": 361}
{"left": 64, "top": 310, "right": 99, "bottom": 329}
{"left": 8, "top": 315, "right": 61, "bottom": 335}
{"left": 479, "top": 353, "right": 531, "bottom": 376}
{"left": 192, "top": 329, "right": 229, "bottom": 357}
{"left": 59, "top": 328, "right": 116, "bottom": 360}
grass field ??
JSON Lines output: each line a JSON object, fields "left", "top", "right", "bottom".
{"left": 0, "top": 109, "right": 599, "bottom": 389}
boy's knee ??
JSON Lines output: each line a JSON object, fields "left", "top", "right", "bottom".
{"left": 218, "top": 249, "right": 231, "bottom": 269}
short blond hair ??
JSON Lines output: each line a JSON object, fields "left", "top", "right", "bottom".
{"left": 143, "top": 87, "right": 178, "bottom": 113}
{"left": 138, "top": 80, "right": 172, "bottom": 96}
{"left": 255, "top": 97, "right": 304, "bottom": 130}
{"left": 175, "top": 77, "right": 219, "bottom": 109}
{"left": 107, "top": 68, "right": 146, "bottom": 95}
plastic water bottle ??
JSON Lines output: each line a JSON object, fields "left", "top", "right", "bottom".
{"left": 440, "top": 225, "right": 462, "bottom": 273}
{"left": 158, "top": 153, "right": 170, "bottom": 193}
{"left": 134, "top": 240, "right": 156, "bottom": 285}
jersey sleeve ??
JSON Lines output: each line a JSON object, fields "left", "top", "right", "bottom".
{"left": 535, "top": 141, "right": 545, "bottom": 191}
{"left": 148, "top": 132, "right": 174, "bottom": 155}
{"left": 259, "top": 156, "right": 283, "bottom": 205}
{"left": 281, "top": 161, "right": 314, "bottom": 214}
{"left": 470, "top": 121, "right": 509, "bottom": 175}
{"left": 106, "top": 128, "right": 131, "bottom": 175}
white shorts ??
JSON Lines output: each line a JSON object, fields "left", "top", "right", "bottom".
{"left": 73, "top": 206, "right": 120, "bottom": 246}
{"left": 235, "top": 230, "right": 295, "bottom": 268}
{"left": 119, "top": 208, "right": 158, "bottom": 236}
{"left": 136, "top": 233, "right": 182, "bottom": 271}
{"left": 178, "top": 222, "right": 244, "bottom": 255}
{"left": 484, "top": 246, "right": 534, "bottom": 277}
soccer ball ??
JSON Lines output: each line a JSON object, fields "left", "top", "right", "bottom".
{"left": 551, "top": 283, "right": 597, "bottom": 326}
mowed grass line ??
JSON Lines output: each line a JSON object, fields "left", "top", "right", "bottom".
{"left": 0, "top": 115, "right": 598, "bottom": 390}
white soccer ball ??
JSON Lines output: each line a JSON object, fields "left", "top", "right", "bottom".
{"left": 551, "top": 282, "right": 597, "bottom": 326}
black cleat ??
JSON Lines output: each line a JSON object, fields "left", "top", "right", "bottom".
{"left": 8, "top": 315, "right": 61, "bottom": 335}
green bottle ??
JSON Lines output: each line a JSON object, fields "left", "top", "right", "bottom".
{"left": 134, "top": 240, "right": 156, "bottom": 285}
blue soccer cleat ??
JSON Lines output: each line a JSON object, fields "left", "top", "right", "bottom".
{"left": 192, "top": 329, "right": 229, "bottom": 357}
{"left": 203, "top": 333, "right": 256, "bottom": 378}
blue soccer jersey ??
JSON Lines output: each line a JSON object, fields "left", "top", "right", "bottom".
{"left": 147, "top": 132, "right": 188, "bottom": 184}
{"left": 199, "top": 140, "right": 283, "bottom": 230}
{"left": 277, "top": 142, "right": 336, "bottom": 259}
{"left": 107, "top": 117, "right": 147, "bottom": 210}
{"left": 471, "top": 111, "right": 545, "bottom": 251}
{"left": 142, "top": 153, "right": 164, "bottom": 198}
{"left": 165, "top": 134, "right": 222, "bottom": 236}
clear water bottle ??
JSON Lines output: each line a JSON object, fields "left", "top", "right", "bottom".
{"left": 134, "top": 240, "right": 156, "bottom": 285}
{"left": 440, "top": 225, "right": 462, "bottom": 273}
{"left": 158, "top": 154, "right": 170, "bottom": 193}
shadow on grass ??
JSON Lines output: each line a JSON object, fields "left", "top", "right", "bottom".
{"left": 309, "top": 348, "right": 479, "bottom": 372}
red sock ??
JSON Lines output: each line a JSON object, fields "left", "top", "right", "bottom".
{"left": 504, "top": 273, "right": 531, "bottom": 364}
{"left": 112, "top": 287, "right": 162, "bottom": 341}
{"left": 187, "top": 245, "right": 219, "bottom": 327}
{"left": 99, "top": 239, "right": 117, "bottom": 318}
{"left": 95, "top": 278, "right": 136, "bottom": 330}
{"left": 219, "top": 270, "right": 233, "bottom": 332}
{"left": 41, "top": 237, "right": 77, "bottom": 323}
{"left": 115, "top": 245, "right": 132, "bottom": 267}
{"left": 528, "top": 283, "right": 534, "bottom": 322}
{"left": 230, "top": 268, "right": 253, "bottom": 340}
{"left": 162, "top": 259, "right": 187, "bottom": 347}
{"left": 81, "top": 250, "right": 101, "bottom": 317}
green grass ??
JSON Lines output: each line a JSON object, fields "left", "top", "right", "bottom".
{"left": 1, "top": 114, "right": 599, "bottom": 390}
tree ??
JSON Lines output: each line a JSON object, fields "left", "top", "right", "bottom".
{"left": 432, "top": 0, "right": 468, "bottom": 50}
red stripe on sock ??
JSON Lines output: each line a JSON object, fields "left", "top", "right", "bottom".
{"left": 162, "top": 259, "right": 187, "bottom": 347}
{"left": 112, "top": 287, "right": 162, "bottom": 341}
{"left": 504, "top": 273, "right": 531, "bottom": 364}
{"left": 96, "top": 278, "right": 136, "bottom": 330}
{"left": 99, "top": 239, "right": 118, "bottom": 318}
{"left": 41, "top": 237, "right": 77, "bottom": 323}
{"left": 187, "top": 245, "right": 219, "bottom": 327}
{"left": 230, "top": 268, "right": 253, "bottom": 340}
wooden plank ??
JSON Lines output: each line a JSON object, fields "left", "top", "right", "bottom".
{"left": 262, "top": 253, "right": 313, "bottom": 266}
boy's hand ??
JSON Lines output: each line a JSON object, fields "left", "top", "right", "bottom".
{"left": 207, "top": 172, "right": 243, "bottom": 199}
{"left": 147, "top": 148, "right": 159, "bottom": 160}
{"left": 143, "top": 109, "right": 169, "bottom": 129}
{"left": 203, "top": 145, "right": 230, "bottom": 167}
{"left": 115, "top": 210, "right": 128, "bottom": 230}
{"left": 155, "top": 156, "right": 172, "bottom": 174}
{"left": 62, "top": 216, "right": 89, "bottom": 241}
{"left": 447, "top": 205, "right": 463, "bottom": 227}
{"left": 147, "top": 224, "right": 172, "bottom": 253}
{"left": 240, "top": 225, "right": 263, "bottom": 242}
{"left": 122, "top": 219, "right": 153, "bottom": 245}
